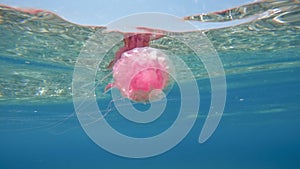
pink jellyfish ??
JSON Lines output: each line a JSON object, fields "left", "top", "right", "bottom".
{"left": 105, "top": 33, "right": 171, "bottom": 102}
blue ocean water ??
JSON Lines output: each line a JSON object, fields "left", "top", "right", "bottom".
{"left": 1, "top": 2, "right": 300, "bottom": 169}
{"left": 1, "top": 49, "right": 299, "bottom": 169}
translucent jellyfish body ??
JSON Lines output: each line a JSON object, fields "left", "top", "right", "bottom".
{"left": 106, "top": 47, "right": 172, "bottom": 102}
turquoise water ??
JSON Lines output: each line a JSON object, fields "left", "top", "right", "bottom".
{"left": 1, "top": 1, "right": 300, "bottom": 169}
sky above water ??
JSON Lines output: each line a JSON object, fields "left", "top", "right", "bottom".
{"left": 0, "top": 0, "right": 256, "bottom": 25}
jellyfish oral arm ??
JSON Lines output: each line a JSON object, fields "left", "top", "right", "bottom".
{"left": 104, "top": 83, "right": 114, "bottom": 93}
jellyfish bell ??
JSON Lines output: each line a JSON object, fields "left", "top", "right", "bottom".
{"left": 107, "top": 33, "right": 163, "bottom": 69}
{"left": 105, "top": 47, "right": 173, "bottom": 103}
